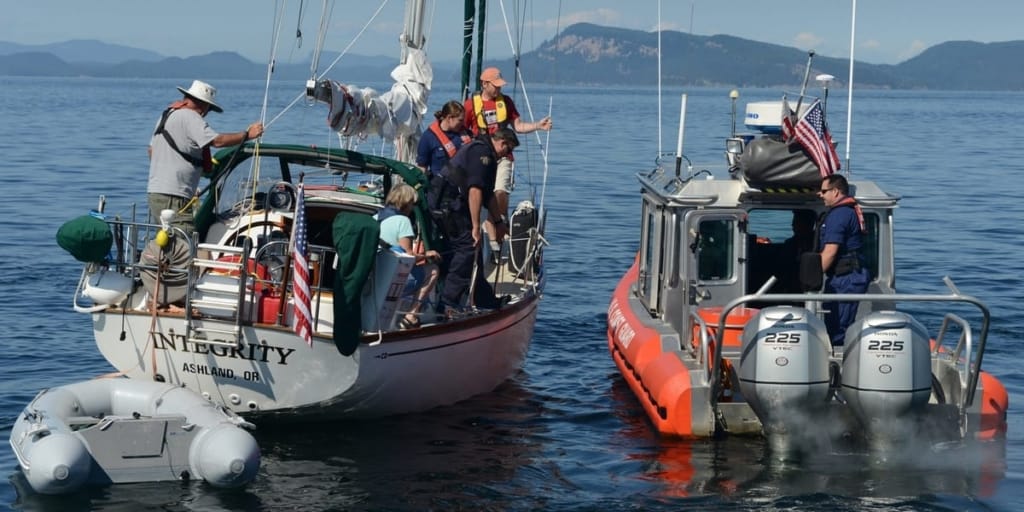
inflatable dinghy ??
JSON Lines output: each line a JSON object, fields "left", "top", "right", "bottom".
{"left": 9, "top": 378, "right": 260, "bottom": 494}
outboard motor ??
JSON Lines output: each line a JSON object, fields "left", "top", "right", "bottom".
{"left": 738, "top": 306, "right": 833, "bottom": 455}
{"left": 841, "top": 311, "right": 932, "bottom": 452}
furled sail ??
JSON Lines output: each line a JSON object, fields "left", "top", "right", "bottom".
{"left": 307, "top": 0, "right": 430, "bottom": 163}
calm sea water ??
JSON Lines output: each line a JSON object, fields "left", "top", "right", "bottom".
{"left": 1, "top": 77, "right": 1022, "bottom": 511}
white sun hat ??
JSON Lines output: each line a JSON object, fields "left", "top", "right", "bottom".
{"left": 177, "top": 80, "right": 223, "bottom": 113}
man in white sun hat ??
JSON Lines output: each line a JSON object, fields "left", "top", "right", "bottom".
{"left": 147, "top": 79, "right": 264, "bottom": 232}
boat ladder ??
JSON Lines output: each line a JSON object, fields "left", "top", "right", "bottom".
{"left": 183, "top": 240, "right": 255, "bottom": 348}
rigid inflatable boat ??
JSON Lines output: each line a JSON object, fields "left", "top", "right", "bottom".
{"left": 607, "top": 87, "right": 1008, "bottom": 454}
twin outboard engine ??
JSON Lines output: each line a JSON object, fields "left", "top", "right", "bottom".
{"left": 738, "top": 306, "right": 833, "bottom": 454}
{"left": 841, "top": 311, "right": 932, "bottom": 451}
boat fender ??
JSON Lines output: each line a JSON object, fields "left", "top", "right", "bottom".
{"left": 18, "top": 427, "right": 91, "bottom": 495}
{"left": 188, "top": 422, "right": 261, "bottom": 488}
{"left": 82, "top": 269, "right": 134, "bottom": 305}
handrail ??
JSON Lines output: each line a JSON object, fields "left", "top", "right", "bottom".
{"left": 934, "top": 312, "right": 974, "bottom": 435}
{"left": 707, "top": 276, "right": 991, "bottom": 415}
{"left": 689, "top": 310, "right": 712, "bottom": 386}
{"left": 72, "top": 265, "right": 112, "bottom": 313}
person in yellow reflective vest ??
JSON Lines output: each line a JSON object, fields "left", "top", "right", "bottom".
{"left": 463, "top": 67, "right": 552, "bottom": 255}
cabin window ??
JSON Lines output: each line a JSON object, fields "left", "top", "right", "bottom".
{"left": 215, "top": 158, "right": 286, "bottom": 218}
{"left": 696, "top": 219, "right": 734, "bottom": 281}
{"left": 862, "top": 214, "right": 880, "bottom": 279}
{"left": 744, "top": 208, "right": 881, "bottom": 293}
{"left": 638, "top": 201, "right": 665, "bottom": 312}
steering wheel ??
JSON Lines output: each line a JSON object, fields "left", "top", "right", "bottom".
{"left": 267, "top": 182, "right": 296, "bottom": 211}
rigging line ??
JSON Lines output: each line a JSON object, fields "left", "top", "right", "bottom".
{"left": 424, "top": 0, "right": 436, "bottom": 52}
{"left": 538, "top": 96, "right": 552, "bottom": 218}
{"left": 266, "top": 0, "right": 387, "bottom": 131}
{"left": 552, "top": 0, "right": 562, "bottom": 85}
{"left": 295, "top": 0, "right": 306, "bottom": 47}
{"left": 310, "top": 0, "right": 334, "bottom": 77}
{"left": 315, "top": 0, "right": 390, "bottom": 81}
{"left": 497, "top": 0, "right": 551, "bottom": 213}
{"left": 496, "top": 0, "right": 541, "bottom": 148}
{"left": 243, "top": 0, "right": 292, "bottom": 239}
{"left": 262, "top": 0, "right": 288, "bottom": 125}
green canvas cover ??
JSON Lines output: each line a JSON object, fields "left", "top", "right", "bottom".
{"left": 56, "top": 214, "right": 113, "bottom": 263}
{"left": 332, "top": 211, "right": 381, "bottom": 356}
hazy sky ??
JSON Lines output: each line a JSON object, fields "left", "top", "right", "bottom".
{"left": 3, "top": 1, "right": 1021, "bottom": 65}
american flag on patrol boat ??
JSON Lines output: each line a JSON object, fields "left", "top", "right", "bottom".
{"left": 291, "top": 183, "right": 313, "bottom": 346}
{"left": 782, "top": 97, "right": 841, "bottom": 176}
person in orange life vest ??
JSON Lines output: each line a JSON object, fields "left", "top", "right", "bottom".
{"left": 147, "top": 80, "right": 264, "bottom": 232}
{"left": 416, "top": 100, "right": 471, "bottom": 177}
{"left": 818, "top": 174, "right": 870, "bottom": 346}
{"left": 463, "top": 67, "right": 552, "bottom": 236}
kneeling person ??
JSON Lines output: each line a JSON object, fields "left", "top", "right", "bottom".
{"left": 376, "top": 183, "right": 440, "bottom": 329}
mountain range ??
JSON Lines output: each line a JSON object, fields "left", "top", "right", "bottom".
{"left": 3, "top": 24, "right": 1023, "bottom": 90}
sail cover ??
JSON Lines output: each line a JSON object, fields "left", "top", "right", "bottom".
{"left": 313, "top": 48, "right": 432, "bottom": 163}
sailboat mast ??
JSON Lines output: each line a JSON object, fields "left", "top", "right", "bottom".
{"left": 400, "top": 0, "right": 427, "bottom": 64}
{"left": 461, "top": 0, "right": 476, "bottom": 98}
{"left": 474, "top": 0, "right": 486, "bottom": 93}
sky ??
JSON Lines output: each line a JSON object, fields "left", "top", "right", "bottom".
{"left": 3, "top": 1, "right": 1022, "bottom": 66}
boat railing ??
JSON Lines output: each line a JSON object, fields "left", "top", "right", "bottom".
{"left": 689, "top": 311, "right": 713, "bottom": 386}
{"left": 707, "top": 276, "right": 991, "bottom": 421}
{"left": 74, "top": 220, "right": 193, "bottom": 312}
{"left": 934, "top": 312, "right": 975, "bottom": 434}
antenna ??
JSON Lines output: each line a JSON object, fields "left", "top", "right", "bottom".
{"left": 816, "top": 73, "right": 835, "bottom": 117}
{"left": 794, "top": 50, "right": 815, "bottom": 116}
{"left": 846, "top": 0, "right": 857, "bottom": 173}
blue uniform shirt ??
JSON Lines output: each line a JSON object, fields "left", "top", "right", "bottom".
{"left": 416, "top": 127, "right": 468, "bottom": 176}
{"left": 819, "top": 205, "right": 863, "bottom": 257}
{"left": 445, "top": 137, "right": 497, "bottom": 209}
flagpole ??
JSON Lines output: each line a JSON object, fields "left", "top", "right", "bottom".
{"left": 277, "top": 178, "right": 304, "bottom": 326}
{"left": 794, "top": 50, "right": 815, "bottom": 116}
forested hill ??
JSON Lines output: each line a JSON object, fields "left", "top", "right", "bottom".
{"left": 3, "top": 24, "right": 1023, "bottom": 91}
{"left": 503, "top": 23, "right": 1024, "bottom": 90}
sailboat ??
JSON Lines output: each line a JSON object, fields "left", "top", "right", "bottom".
{"left": 56, "top": 0, "right": 549, "bottom": 419}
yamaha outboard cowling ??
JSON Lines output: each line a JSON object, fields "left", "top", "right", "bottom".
{"left": 841, "top": 311, "right": 932, "bottom": 452}
{"left": 738, "top": 306, "right": 833, "bottom": 455}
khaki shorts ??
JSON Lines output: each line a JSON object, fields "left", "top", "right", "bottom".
{"left": 148, "top": 193, "right": 194, "bottom": 234}
{"left": 495, "top": 157, "right": 513, "bottom": 194}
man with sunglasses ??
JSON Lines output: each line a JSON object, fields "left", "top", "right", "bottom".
{"left": 818, "top": 174, "right": 870, "bottom": 346}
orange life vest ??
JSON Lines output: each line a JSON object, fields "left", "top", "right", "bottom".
{"left": 428, "top": 120, "right": 471, "bottom": 158}
{"left": 832, "top": 196, "right": 867, "bottom": 233}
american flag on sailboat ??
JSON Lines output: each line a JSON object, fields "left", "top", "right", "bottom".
{"left": 291, "top": 183, "right": 313, "bottom": 346}
{"left": 782, "top": 97, "right": 841, "bottom": 176}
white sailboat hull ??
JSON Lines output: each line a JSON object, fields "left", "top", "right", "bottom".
{"left": 91, "top": 295, "right": 539, "bottom": 419}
